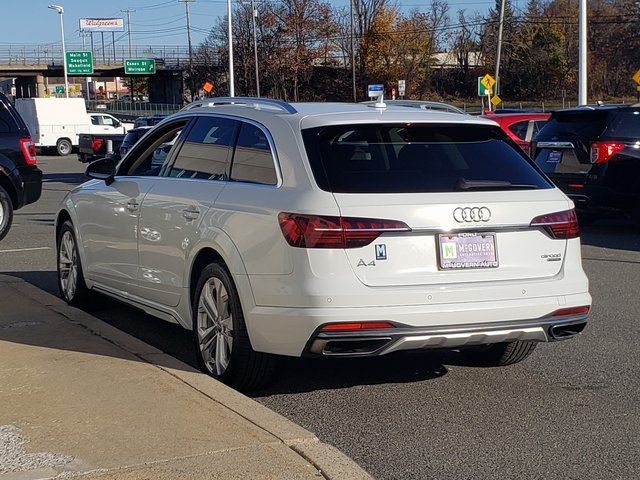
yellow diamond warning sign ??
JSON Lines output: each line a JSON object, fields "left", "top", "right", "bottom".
{"left": 481, "top": 74, "right": 496, "bottom": 91}
{"left": 491, "top": 95, "right": 502, "bottom": 106}
{"left": 632, "top": 68, "right": 640, "bottom": 85}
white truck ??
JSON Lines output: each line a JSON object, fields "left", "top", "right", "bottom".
{"left": 15, "top": 98, "right": 134, "bottom": 156}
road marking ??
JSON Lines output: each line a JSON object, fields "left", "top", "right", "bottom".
{"left": 0, "top": 247, "right": 51, "bottom": 253}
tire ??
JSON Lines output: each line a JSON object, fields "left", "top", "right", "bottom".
{"left": 192, "top": 262, "right": 275, "bottom": 391}
{"left": 0, "top": 185, "right": 13, "bottom": 242}
{"left": 56, "top": 138, "right": 72, "bottom": 156}
{"left": 461, "top": 341, "right": 538, "bottom": 367}
{"left": 56, "top": 221, "right": 92, "bottom": 307}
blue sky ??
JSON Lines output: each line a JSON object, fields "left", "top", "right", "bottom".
{"left": 3, "top": 0, "right": 499, "bottom": 48}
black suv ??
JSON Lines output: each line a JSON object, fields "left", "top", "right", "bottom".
{"left": 532, "top": 105, "right": 640, "bottom": 227}
{"left": 0, "top": 92, "right": 42, "bottom": 240}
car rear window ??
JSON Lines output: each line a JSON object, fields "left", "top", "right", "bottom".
{"left": 302, "top": 124, "right": 552, "bottom": 193}
{"left": 536, "top": 111, "right": 610, "bottom": 143}
{"left": 604, "top": 110, "right": 640, "bottom": 139}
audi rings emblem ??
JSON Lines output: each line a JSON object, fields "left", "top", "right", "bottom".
{"left": 453, "top": 207, "right": 491, "bottom": 223}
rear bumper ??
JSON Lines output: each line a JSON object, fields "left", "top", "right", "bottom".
{"left": 305, "top": 314, "right": 588, "bottom": 357}
{"left": 244, "top": 291, "right": 592, "bottom": 357}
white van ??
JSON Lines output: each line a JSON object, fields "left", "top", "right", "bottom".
{"left": 15, "top": 98, "right": 133, "bottom": 156}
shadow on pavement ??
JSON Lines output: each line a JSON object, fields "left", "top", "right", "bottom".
{"left": 42, "top": 172, "right": 87, "bottom": 185}
{"left": 580, "top": 221, "right": 640, "bottom": 253}
{"left": 9, "top": 271, "right": 450, "bottom": 392}
{"left": 251, "top": 351, "right": 450, "bottom": 397}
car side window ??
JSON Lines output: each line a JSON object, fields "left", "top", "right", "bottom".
{"left": 119, "top": 120, "right": 189, "bottom": 177}
{"left": 90, "top": 116, "right": 99, "bottom": 126}
{"left": 102, "top": 115, "right": 116, "bottom": 126}
{"left": 508, "top": 121, "right": 529, "bottom": 141}
{"left": 230, "top": 122, "right": 277, "bottom": 185}
{"left": 168, "top": 116, "right": 238, "bottom": 181}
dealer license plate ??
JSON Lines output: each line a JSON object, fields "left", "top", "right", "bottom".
{"left": 438, "top": 232, "right": 498, "bottom": 270}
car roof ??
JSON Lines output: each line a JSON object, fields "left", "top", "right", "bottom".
{"left": 553, "top": 104, "right": 640, "bottom": 114}
{"left": 179, "top": 98, "right": 496, "bottom": 130}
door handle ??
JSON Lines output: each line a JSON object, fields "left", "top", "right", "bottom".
{"left": 182, "top": 208, "right": 200, "bottom": 221}
{"left": 126, "top": 200, "right": 139, "bottom": 212}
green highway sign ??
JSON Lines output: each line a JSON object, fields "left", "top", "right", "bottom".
{"left": 54, "top": 85, "right": 65, "bottom": 94}
{"left": 66, "top": 51, "right": 94, "bottom": 75}
{"left": 125, "top": 59, "right": 156, "bottom": 75}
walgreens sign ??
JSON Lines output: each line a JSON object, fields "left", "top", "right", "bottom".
{"left": 79, "top": 18, "right": 125, "bottom": 32}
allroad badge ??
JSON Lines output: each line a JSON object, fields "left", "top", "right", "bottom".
{"left": 453, "top": 207, "right": 491, "bottom": 223}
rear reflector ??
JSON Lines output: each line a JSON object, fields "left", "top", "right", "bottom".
{"left": 551, "top": 306, "right": 590, "bottom": 317}
{"left": 590, "top": 141, "right": 625, "bottom": 164}
{"left": 19, "top": 138, "right": 37, "bottom": 166}
{"left": 278, "top": 213, "right": 410, "bottom": 249}
{"left": 92, "top": 138, "right": 105, "bottom": 152}
{"left": 321, "top": 322, "right": 395, "bottom": 332}
{"left": 530, "top": 209, "right": 580, "bottom": 239}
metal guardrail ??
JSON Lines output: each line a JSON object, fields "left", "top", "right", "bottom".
{"left": 0, "top": 44, "right": 218, "bottom": 67}
{"left": 86, "top": 100, "right": 182, "bottom": 118}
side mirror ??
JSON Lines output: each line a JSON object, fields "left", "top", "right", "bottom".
{"left": 86, "top": 157, "right": 116, "bottom": 184}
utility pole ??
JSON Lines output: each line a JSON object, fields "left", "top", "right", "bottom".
{"left": 251, "top": 0, "right": 260, "bottom": 97}
{"left": 227, "top": 0, "right": 235, "bottom": 96}
{"left": 578, "top": 0, "right": 587, "bottom": 105}
{"left": 179, "top": 0, "right": 195, "bottom": 101}
{"left": 122, "top": 9, "right": 135, "bottom": 58}
{"left": 494, "top": 0, "right": 506, "bottom": 96}
{"left": 122, "top": 9, "right": 136, "bottom": 104}
{"left": 350, "top": 0, "right": 356, "bottom": 102}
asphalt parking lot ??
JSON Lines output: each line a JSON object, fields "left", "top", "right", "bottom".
{"left": 1, "top": 154, "right": 639, "bottom": 479}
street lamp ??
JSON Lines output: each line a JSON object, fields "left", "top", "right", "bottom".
{"left": 48, "top": 4, "right": 69, "bottom": 98}
{"left": 227, "top": 0, "right": 235, "bottom": 97}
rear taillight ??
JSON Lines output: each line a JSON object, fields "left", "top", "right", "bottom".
{"left": 278, "top": 213, "right": 410, "bottom": 249}
{"left": 19, "top": 138, "right": 37, "bottom": 165}
{"left": 551, "top": 306, "right": 590, "bottom": 317}
{"left": 92, "top": 138, "right": 104, "bottom": 152}
{"left": 320, "top": 322, "right": 395, "bottom": 332}
{"left": 590, "top": 141, "right": 625, "bottom": 164}
{"left": 530, "top": 209, "right": 580, "bottom": 239}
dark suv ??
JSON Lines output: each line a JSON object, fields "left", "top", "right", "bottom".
{"left": 0, "top": 92, "right": 42, "bottom": 240}
{"left": 532, "top": 105, "right": 640, "bottom": 227}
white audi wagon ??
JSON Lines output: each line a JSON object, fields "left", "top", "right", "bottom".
{"left": 56, "top": 98, "right": 591, "bottom": 389}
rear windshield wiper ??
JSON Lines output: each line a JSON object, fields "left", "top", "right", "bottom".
{"left": 455, "top": 178, "right": 539, "bottom": 191}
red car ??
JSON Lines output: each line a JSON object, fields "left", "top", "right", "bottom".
{"left": 482, "top": 113, "right": 550, "bottom": 156}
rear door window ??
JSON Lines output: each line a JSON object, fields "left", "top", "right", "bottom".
{"left": 230, "top": 122, "right": 277, "bottom": 185}
{"left": 169, "top": 116, "right": 238, "bottom": 181}
{"left": 302, "top": 124, "right": 552, "bottom": 193}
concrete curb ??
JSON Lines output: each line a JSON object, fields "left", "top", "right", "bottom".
{"left": 2, "top": 276, "right": 372, "bottom": 480}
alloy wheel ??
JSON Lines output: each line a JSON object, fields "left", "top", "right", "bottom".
{"left": 197, "top": 277, "right": 234, "bottom": 376}
{"left": 58, "top": 230, "right": 78, "bottom": 301}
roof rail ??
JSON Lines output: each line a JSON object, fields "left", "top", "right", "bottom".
{"left": 182, "top": 97, "right": 297, "bottom": 114}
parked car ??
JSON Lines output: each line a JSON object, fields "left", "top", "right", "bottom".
{"left": 15, "top": 98, "right": 133, "bottom": 156}
{"left": 56, "top": 97, "right": 591, "bottom": 390}
{"left": 0, "top": 92, "right": 42, "bottom": 240}
{"left": 482, "top": 112, "right": 550, "bottom": 156}
{"left": 78, "top": 133, "right": 126, "bottom": 163}
{"left": 134, "top": 115, "right": 167, "bottom": 129}
{"left": 532, "top": 104, "right": 640, "bottom": 226}
{"left": 119, "top": 127, "right": 152, "bottom": 158}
